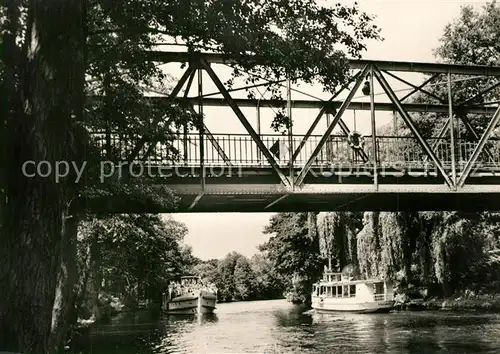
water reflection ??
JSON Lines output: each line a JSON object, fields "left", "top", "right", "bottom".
{"left": 79, "top": 300, "right": 500, "bottom": 354}
{"left": 160, "top": 313, "right": 219, "bottom": 326}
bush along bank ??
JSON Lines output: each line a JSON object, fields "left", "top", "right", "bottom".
{"left": 393, "top": 288, "right": 500, "bottom": 312}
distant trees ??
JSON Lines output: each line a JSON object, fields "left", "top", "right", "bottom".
{"left": 193, "top": 252, "right": 287, "bottom": 302}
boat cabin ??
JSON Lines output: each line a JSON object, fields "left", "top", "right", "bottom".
{"left": 312, "top": 272, "right": 394, "bottom": 302}
{"left": 179, "top": 276, "right": 200, "bottom": 286}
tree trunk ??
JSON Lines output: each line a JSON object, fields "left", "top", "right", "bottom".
{"left": 50, "top": 213, "right": 80, "bottom": 352}
{"left": 88, "top": 234, "right": 102, "bottom": 320}
{"left": 71, "top": 233, "right": 96, "bottom": 324}
{"left": 0, "top": 0, "right": 85, "bottom": 352}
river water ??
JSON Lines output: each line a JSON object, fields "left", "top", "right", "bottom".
{"left": 78, "top": 299, "right": 500, "bottom": 353}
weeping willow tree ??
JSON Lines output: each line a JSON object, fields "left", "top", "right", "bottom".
{"left": 356, "top": 212, "right": 383, "bottom": 279}
{"left": 426, "top": 212, "right": 490, "bottom": 296}
{"left": 379, "top": 212, "right": 420, "bottom": 286}
{"left": 317, "top": 212, "right": 362, "bottom": 272}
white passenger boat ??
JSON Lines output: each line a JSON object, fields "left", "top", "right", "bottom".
{"left": 161, "top": 276, "right": 217, "bottom": 314}
{"left": 311, "top": 268, "right": 395, "bottom": 314}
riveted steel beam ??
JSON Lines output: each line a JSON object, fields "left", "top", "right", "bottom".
{"left": 90, "top": 95, "right": 496, "bottom": 115}
{"left": 177, "top": 97, "right": 494, "bottom": 115}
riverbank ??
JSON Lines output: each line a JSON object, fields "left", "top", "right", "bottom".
{"left": 395, "top": 293, "right": 500, "bottom": 312}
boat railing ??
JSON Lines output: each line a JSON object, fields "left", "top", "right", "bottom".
{"left": 373, "top": 294, "right": 385, "bottom": 301}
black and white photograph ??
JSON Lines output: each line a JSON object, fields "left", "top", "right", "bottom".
{"left": 1, "top": 0, "right": 500, "bottom": 353}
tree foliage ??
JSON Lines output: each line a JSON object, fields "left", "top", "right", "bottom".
{"left": 260, "top": 213, "right": 323, "bottom": 303}
{"left": 76, "top": 214, "right": 195, "bottom": 319}
{"left": 261, "top": 213, "right": 323, "bottom": 276}
{"left": 400, "top": 1, "right": 500, "bottom": 139}
{"left": 317, "top": 212, "right": 362, "bottom": 271}
{"left": 193, "top": 252, "right": 286, "bottom": 302}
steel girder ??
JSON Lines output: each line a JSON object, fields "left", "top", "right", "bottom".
{"left": 90, "top": 94, "right": 497, "bottom": 114}
{"left": 146, "top": 51, "right": 500, "bottom": 76}
{"left": 148, "top": 97, "right": 495, "bottom": 115}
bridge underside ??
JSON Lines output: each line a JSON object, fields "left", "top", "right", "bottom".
{"left": 171, "top": 191, "right": 500, "bottom": 212}
{"left": 89, "top": 166, "right": 500, "bottom": 212}
{"left": 93, "top": 186, "right": 500, "bottom": 213}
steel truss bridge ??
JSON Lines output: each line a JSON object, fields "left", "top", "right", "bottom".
{"left": 94, "top": 51, "right": 500, "bottom": 212}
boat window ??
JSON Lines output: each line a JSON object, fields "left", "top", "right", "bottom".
{"left": 349, "top": 285, "right": 356, "bottom": 297}
{"left": 332, "top": 286, "right": 337, "bottom": 296}
{"left": 321, "top": 286, "right": 326, "bottom": 295}
{"left": 343, "top": 285, "right": 349, "bottom": 297}
{"left": 327, "top": 286, "right": 332, "bottom": 297}
{"left": 336, "top": 286, "right": 342, "bottom": 297}
{"left": 374, "top": 282, "right": 384, "bottom": 294}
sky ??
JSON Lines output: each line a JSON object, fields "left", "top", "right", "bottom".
{"left": 166, "top": 0, "right": 489, "bottom": 261}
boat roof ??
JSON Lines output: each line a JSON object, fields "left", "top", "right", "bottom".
{"left": 315, "top": 279, "right": 388, "bottom": 285}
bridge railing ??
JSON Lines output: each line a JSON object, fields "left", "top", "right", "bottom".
{"left": 90, "top": 133, "right": 500, "bottom": 170}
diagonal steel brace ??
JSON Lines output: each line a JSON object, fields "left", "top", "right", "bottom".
{"left": 457, "top": 105, "right": 500, "bottom": 187}
{"left": 373, "top": 67, "right": 455, "bottom": 188}
{"left": 292, "top": 69, "right": 369, "bottom": 163}
{"left": 383, "top": 70, "right": 445, "bottom": 103}
{"left": 294, "top": 65, "right": 370, "bottom": 186}
{"left": 423, "top": 117, "right": 451, "bottom": 163}
{"left": 400, "top": 73, "right": 441, "bottom": 102}
{"left": 185, "top": 103, "right": 232, "bottom": 166}
{"left": 126, "top": 66, "right": 196, "bottom": 163}
{"left": 458, "top": 113, "right": 498, "bottom": 165}
{"left": 200, "top": 58, "right": 291, "bottom": 187}
{"left": 459, "top": 81, "right": 500, "bottom": 106}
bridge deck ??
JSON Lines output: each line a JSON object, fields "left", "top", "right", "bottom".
{"left": 92, "top": 133, "right": 500, "bottom": 212}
